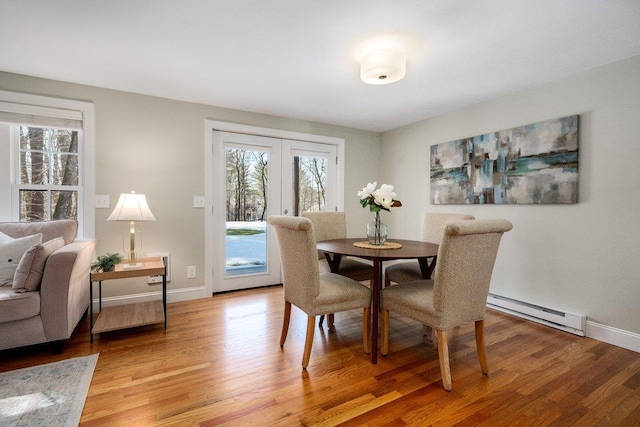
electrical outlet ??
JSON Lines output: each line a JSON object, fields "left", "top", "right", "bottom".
{"left": 187, "top": 265, "right": 196, "bottom": 279}
{"left": 95, "top": 195, "right": 110, "bottom": 209}
{"left": 193, "top": 196, "right": 205, "bottom": 208}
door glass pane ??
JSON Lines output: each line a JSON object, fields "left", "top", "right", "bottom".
{"left": 292, "top": 155, "right": 327, "bottom": 215}
{"left": 225, "top": 147, "right": 268, "bottom": 277}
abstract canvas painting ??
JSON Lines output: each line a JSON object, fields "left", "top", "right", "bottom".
{"left": 430, "top": 115, "right": 579, "bottom": 204}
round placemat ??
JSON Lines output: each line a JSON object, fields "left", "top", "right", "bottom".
{"left": 353, "top": 241, "right": 403, "bottom": 250}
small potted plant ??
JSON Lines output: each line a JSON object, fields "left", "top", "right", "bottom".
{"left": 91, "top": 252, "right": 123, "bottom": 272}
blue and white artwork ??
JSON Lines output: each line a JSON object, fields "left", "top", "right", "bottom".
{"left": 430, "top": 115, "right": 579, "bottom": 204}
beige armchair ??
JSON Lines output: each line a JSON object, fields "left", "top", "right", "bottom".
{"left": 384, "top": 212, "right": 475, "bottom": 287}
{"left": 267, "top": 215, "right": 372, "bottom": 369}
{"left": 381, "top": 219, "right": 513, "bottom": 391}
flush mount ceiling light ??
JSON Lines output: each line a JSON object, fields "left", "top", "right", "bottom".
{"left": 360, "top": 49, "right": 406, "bottom": 85}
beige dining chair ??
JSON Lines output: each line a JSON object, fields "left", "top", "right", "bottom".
{"left": 384, "top": 212, "right": 475, "bottom": 287}
{"left": 301, "top": 211, "right": 373, "bottom": 282}
{"left": 381, "top": 219, "right": 513, "bottom": 391}
{"left": 267, "top": 215, "right": 372, "bottom": 369}
{"left": 302, "top": 211, "right": 373, "bottom": 331}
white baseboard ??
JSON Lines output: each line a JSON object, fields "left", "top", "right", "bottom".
{"left": 586, "top": 320, "right": 640, "bottom": 353}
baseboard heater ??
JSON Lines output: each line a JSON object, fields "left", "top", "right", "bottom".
{"left": 487, "top": 293, "right": 586, "bottom": 336}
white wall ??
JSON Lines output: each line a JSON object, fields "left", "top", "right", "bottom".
{"left": 2, "top": 56, "right": 638, "bottom": 350}
{"left": 380, "top": 56, "right": 640, "bottom": 344}
{"left": 0, "top": 71, "right": 380, "bottom": 300}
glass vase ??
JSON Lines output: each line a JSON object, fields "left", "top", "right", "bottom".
{"left": 366, "top": 212, "right": 387, "bottom": 246}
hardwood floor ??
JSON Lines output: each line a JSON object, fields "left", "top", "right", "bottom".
{"left": 1, "top": 285, "right": 639, "bottom": 426}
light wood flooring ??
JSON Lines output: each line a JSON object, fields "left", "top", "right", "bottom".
{"left": 1, "top": 285, "right": 639, "bottom": 426}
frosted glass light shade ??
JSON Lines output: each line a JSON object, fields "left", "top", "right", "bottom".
{"left": 107, "top": 192, "right": 156, "bottom": 222}
{"left": 360, "top": 49, "right": 406, "bottom": 85}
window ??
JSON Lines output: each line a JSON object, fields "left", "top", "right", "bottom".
{"left": 17, "top": 126, "right": 80, "bottom": 221}
{"left": 0, "top": 91, "right": 95, "bottom": 238}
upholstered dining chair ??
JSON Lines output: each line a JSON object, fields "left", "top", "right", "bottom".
{"left": 301, "top": 211, "right": 373, "bottom": 281}
{"left": 384, "top": 212, "right": 475, "bottom": 287}
{"left": 381, "top": 219, "right": 513, "bottom": 391}
{"left": 267, "top": 215, "right": 372, "bottom": 369}
{"left": 302, "top": 211, "right": 373, "bottom": 331}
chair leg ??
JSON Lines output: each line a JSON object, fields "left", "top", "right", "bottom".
{"left": 475, "top": 319, "right": 489, "bottom": 375}
{"left": 381, "top": 309, "right": 389, "bottom": 355}
{"left": 437, "top": 329, "right": 452, "bottom": 391}
{"left": 280, "top": 301, "right": 291, "bottom": 347}
{"left": 384, "top": 277, "right": 391, "bottom": 287}
{"left": 328, "top": 313, "right": 335, "bottom": 332}
{"left": 422, "top": 324, "right": 434, "bottom": 340}
{"left": 363, "top": 307, "right": 371, "bottom": 354}
{"left": 319, "top": 314, "right": 335, "bottom": 331}
{"left": 302, "top": 316, "right": 316, "bottom": 369}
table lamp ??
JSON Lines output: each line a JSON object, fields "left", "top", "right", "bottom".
{"left": 107, "top": 191, "right": 156, "bottom": 270}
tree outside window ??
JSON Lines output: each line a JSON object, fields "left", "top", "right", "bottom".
{"left": 225, "top": 148, "right": 327, "bottom": 221}
{"left": 19, "top": 126, "right": 79, "bottom": 222}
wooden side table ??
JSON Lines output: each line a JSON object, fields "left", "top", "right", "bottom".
{"left": 89, "top": 257, "right": 167, "bottom": 343}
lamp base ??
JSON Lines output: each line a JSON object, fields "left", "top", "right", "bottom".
{"left": 122, "top": 263, "right": 143, "bottom": 270}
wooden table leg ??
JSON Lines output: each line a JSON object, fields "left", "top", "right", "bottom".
{"left": 418, "top": 256, "right": 437, "bottom": 279}
{"left": 371, "top": 259, "right": 383, "bottom": 364}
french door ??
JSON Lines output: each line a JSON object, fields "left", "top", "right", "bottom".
{"left": 207, "top": 126, "right": 341, "bottom": 293}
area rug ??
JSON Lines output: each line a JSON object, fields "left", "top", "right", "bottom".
{"left": 0, "top": 353, "right": 98, "bottom": 427}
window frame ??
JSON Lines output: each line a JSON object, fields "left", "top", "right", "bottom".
{"left": 15, "top": 126, "right": 82, "bottom": 222}
{"left": 0, "top": 90, "right": 95, "bottom": 239}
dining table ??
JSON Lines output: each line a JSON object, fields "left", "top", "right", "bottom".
{"left": 316, "top": 238, "right": 439, "bottom": 363}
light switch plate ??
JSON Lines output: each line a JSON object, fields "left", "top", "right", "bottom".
{"left": 187, "top": 265, "right": 196, "bottom": 279}
{"left": 193, "top": 196, "right": 205, "bottom": 208}
{"left": 95, "top": 195, "right": 110, "bottom": 209}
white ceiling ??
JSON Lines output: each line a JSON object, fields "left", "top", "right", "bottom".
{"left": 1, "top": 0, "right": 639, "bottom": 132}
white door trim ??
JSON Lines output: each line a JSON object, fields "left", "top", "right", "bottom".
{"left": 204, "top": 120, "right": 345, "bottom": 296}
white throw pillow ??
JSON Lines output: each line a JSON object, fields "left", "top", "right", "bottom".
{"left": 0, "top": 231, "right": 12, "bottom": 242}
{"left": 13, "top": 237, "right": 65, "bottom": 292}
{"left": 0, "top": 233, "right": 43, "bottom": 286}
